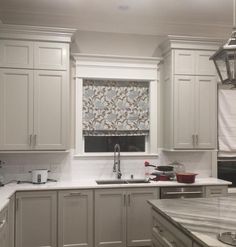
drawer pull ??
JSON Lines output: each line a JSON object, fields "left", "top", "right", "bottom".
{"left": 68, "top": 192, "right": 81, "bottom": 196}
{"left": 163, "top": 191, "right": 202, "bottom": 195}
{"left": 0, "top": 220, "right": 6, "bottom": 229}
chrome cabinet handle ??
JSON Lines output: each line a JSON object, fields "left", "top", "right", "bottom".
{"left": 0, "top": 220, "right": 6, "bottom": 229}
{"left": 124, "top": 194, "right": 126, "bottom": 206}
{"left": 34, "top": 134, "right": 37, "bottom": 146}
{"left": 192, "top": 134, "right": 195, "bottom": 146}
{"left": 196, "top": 134, "right": 198, "bottom": 146}
{"left": 29, "top": 134, "right": 32, "bottom": 146}
{"left": 128, "top": 194, "right": 131, "bottom": 206}
{"left": 68, "top": 192, "right": 81, "bottom": 196}
{"left": 163, "top": 191, "right": 202, "bottom": 195}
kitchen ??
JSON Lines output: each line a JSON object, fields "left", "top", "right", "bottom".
{"left": 0, "top": 0, "right": 236, "bottom": 247}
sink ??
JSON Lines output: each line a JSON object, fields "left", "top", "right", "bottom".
{"left": 126, "top": 179, "right": 150, "bottom": 184}
{"left": 96, "top": 179, "right": 150, "bottom": 185}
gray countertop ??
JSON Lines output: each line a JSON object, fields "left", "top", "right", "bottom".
{"left": 149, "top": 196, "right": 236, "bottom": 247}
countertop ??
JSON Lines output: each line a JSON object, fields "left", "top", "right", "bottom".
{"left": 149, "top": 196, "right": 236, "bottom": 247}
{"left": 0, "top": 178, "right": 231, "bottom": 212}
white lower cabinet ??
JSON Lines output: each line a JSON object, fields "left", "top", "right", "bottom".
{"left": 15, "top": 191, "right": 57, "bottom": 247}
{"left": 58, "top": 190, "right": 93, "bottom": 247}
{"left": 95, "top": 188, "right": 159, "bottom": 247}
{"left": 204, "top": 185, "right": 228, "bottom": 197}
{"left": 0, "top": 206, "right": 9, "bottom": 247}
{"left": 8, "top": 195, "right": 15, "bottom": 247}
{"left": 152, "top": 209, "right": 192, "bottom": 247}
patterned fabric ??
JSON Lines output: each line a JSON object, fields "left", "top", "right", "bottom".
{"left": 83, "top": 79, "right": 149, "bottom": 136}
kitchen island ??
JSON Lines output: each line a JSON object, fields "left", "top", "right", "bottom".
{"left": 149, "top": 196, "right": 236, "bottom": 247}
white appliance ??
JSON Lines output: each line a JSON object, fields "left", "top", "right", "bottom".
{"left": 29, "top": 169, "right": 50, "bottom": 184}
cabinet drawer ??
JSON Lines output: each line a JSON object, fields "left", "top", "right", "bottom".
{"left": 152, "top": 210, "right": 192, "bottom": 247}
{"left": 34, "top": 42, "right": 69, "bottom": 70}
{"left": 0, "top": 40, "right": 34, "bottom": 68}
{"left": 205, "top": 186, "right": 228, "bottom": 197}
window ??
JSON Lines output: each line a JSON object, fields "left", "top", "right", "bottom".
{"left": 83, "top": 79, "right": 149, "bottom": 153}
{"left": 73, "top": 54, "right": 160, "bottom": 156}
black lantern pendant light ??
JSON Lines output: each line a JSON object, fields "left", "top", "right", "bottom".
{"left": 210, "top": 0, "right": 236, "bottom": 85}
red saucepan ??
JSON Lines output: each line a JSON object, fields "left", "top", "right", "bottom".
{"left": 176, "top": 173, "right": 198, "bottom": 184}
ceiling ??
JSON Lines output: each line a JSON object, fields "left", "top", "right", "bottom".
{"left": 0, "top": 0, "right": 234, "bottom": 37}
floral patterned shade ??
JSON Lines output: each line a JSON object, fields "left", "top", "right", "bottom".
{"left": 83, "top": 79, "right": 149, "bottom": 136}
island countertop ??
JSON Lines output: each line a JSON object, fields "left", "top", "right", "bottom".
{"left": 149, "top": 196, "right": 236, "bottom": 247}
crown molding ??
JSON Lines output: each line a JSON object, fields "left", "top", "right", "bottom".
{"left": 159, "top": 35, "right": 224, "bottom": 55}
{"left": 0, "top": 24, "right": 76, "bottom": 42}
{"left": 71, "top": 53, "right": 162, "bottom": 64}
{"left": 71, "top": 53, "right": 161, "bottom": 80}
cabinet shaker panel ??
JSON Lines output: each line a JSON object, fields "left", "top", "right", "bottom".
{"left": 0, "top": 40, "right": 34, "bottom": 68}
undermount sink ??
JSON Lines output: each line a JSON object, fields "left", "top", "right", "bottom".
{"left": 96, "top": 179, "right": 150, "bottom": 185}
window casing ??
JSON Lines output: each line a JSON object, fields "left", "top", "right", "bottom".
{"left": 73, "top": 54, "right": 160, "bottom": 157}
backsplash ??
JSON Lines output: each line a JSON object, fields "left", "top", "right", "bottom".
{"left": 0, "top": 150, "right": 213, "bottom": 184}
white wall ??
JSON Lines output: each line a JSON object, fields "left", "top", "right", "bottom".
{"left": 72, "top": 30, "right": 163, "bottom": 57}
{"left": 0, "top": 150, "right": 213, "bottom": 183}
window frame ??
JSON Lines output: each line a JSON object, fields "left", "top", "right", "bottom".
{"left": 72, "top": 54, "right": 161, "bottom": 157}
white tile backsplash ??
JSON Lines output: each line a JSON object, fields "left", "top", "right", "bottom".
{"left": 0, "top": 150, "right": 214, "bottom": 183}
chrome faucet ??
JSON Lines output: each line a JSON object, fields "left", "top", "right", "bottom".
{"left": 113, "top": 144, "right": 122, "bottom": 179}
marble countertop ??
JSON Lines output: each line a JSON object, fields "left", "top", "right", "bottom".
{"left": 149, "top": 196, "right": 236, "bottom": 247}
{"left": 0, "top": 178, "right": 231, "bottom": 212}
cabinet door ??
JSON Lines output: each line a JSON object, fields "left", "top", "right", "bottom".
{"left": 33, "top": 70, "right": 68, "bottom": 150}
{"left": 8, "top": 194, "right": 15, "bottom": 247}
{"left": 127, "top": 188, "right": 158, "bottom": 247}
{"left": 195, "top": 50, "right": 216, "bottom": 76}
{"left": 174, "top": 76, "right": 195, "bottom": 149}
{"left": 195, "top": 76, "right": 217, "bottom": 149}
{"left": 95, "top": 189, "right": 126, "bottom": 247}
{"left": 15, "top": 191, "right": 57, "bottom": 247}
{"left": 174, "top": 50, "right": 195, "bottom": 75}
{"left": 0, "top": 206, "right": 9, "bottom": 247}
{"left": 34, "top": 42, "right": 69, "bottom": 70}
{"left": 58, "top": 190, "right": 93, "bottom": 247}
{"left": 0, "top": 40, "right": 34, "bottom": 68}
{"left": 0, "top": 69, "right": 33, "bottom": 150}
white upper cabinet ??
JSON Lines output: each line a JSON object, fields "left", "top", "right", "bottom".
{"left": 0, "top": 40, "right": 34, "bottom": 69}
{"left": 160, "top": 36, "right": 220, "bottom": 150}
{"left": 0, "top": 69, "right": 33, "bottom": 150}
{"left": 34, "top": 70, "right": 68, "bottom": 150}
{"left": 174, "top": 50, "right": 195, "bottom": 75}
{"left": 174, "top": 49, "right": 216, "bottom": 76}
{"left": 0, "top": 25, "right": 74, "bottom": 151}
{"left": 0, "top": 40, "right": 69, "bottom": 70}
{"left": 174, "top": 75, "right": 195, "bottom": 149}
{"left": 34, "top": 42, "right": 69, "bottom": 70}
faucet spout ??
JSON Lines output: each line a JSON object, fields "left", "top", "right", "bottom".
{"left": 113, "top": 144, "right": 122, "bottom": 179}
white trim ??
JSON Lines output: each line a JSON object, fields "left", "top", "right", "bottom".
{"left": 72, "top": 53, "right": 161, "bottom": 80}
{"left": 73, "top": 54, "right": 161, "bottom": 156}
{"left": 75, "top": 78, "right": 83, "bottom": 155}
{"left": 159, "top": 35, "right": 223, "bottom": 55}
{"left": 73, "top": 152, "right": 159, "bottom": 160}
{"left": 0, "top": 24, "right": 76, "bottom": 42}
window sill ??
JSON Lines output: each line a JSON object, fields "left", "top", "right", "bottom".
{"left": 73, "top": 152, "right": 158, "bottom": 160}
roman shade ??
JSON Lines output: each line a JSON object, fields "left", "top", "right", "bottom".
{"left": 83, "top": 79, "right": 149, "bottom": 136}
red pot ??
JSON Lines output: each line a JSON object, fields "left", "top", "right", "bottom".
{"left": 176, "top": 173, "right": 197, "bottom": 184}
